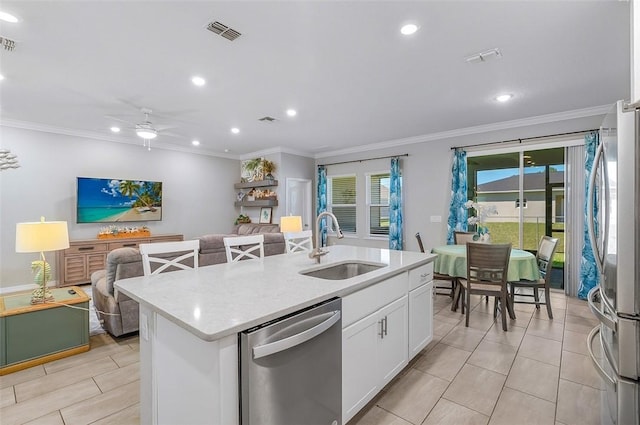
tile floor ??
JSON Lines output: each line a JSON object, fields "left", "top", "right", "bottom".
{"left": 348, "top": 289, "right": 604, "bottom": 425}
{"left": 0, "top": 289, "right": 602, "bottom": 425}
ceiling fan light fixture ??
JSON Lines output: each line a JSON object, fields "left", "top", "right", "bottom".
{"left": 136, "top": 125, "right": 157, "bottom": 140}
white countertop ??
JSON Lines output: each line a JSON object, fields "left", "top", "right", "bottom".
{"left": 115, "top": 245, "right": 436, "bottom": 341}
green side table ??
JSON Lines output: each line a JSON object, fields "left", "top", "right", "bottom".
{"left": 0, "top": 286, "right": 90, "bottom": 375}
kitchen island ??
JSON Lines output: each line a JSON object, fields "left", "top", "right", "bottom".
{"left": 115, "top": 245, "right": 436, "bottom": 425}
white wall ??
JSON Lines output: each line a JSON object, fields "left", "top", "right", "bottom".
{"left": 0, "top": 126, "right": 239, "bottom": 289}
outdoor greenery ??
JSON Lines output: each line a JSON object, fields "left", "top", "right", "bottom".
{"left": 484, "top": 222, "right": 565, "bottom": 267}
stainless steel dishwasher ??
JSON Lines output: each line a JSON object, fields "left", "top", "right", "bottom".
{"left": 240, "top": 298, "right": 342, "bottom": 425}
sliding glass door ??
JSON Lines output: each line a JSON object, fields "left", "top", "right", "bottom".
{"left": 467, "top": 147, "right": 565, "bottom": 289}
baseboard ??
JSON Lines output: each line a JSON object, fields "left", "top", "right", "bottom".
{"left": 0, "top": 281, "right": 59, "bottom": 295}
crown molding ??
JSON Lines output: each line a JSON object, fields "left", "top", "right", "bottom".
{"left": 1, "top": 103, "right": 610, "bottom": 162}
{"left": 239, "top": 146, "right": 315, "bottom": 160}
{"left": 0, "top": 118, "right": 239, "bottom": 160}
{"left": 314, "top": 104, "right": 612, "bottom": 159}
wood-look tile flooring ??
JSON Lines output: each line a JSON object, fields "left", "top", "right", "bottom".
{"left": 348, "top": 290, "right": 604, "bottom": 425}
{"left": 0, "top": 290, "right": 602, "bottom": 425}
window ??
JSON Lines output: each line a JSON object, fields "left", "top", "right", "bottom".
{"left": 367, "top": 172, "right": 390, "bottom": 236}
{"left": 328, "top": 175, "right": 356, "bottom": 233}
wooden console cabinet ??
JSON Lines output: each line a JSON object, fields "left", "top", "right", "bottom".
{"left": 56, "top": 234, "right": 183, "bottom": 287}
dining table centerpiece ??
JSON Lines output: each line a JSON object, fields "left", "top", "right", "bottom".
{"left": 465, "top": 200, "right": 498, "bottom": 242}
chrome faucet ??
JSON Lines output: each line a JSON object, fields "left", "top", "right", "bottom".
{"left": 310, "top": 211, "right": 344, "bottom": 263}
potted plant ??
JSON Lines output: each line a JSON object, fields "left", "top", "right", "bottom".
{"left": 242, "top": 158, "right": 263, "bottom": 181}
{"left": 262, "top": 159, "right": 276, "bottom": 180}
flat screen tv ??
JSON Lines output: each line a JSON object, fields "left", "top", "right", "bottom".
{"left": 77, "top": 177, "right": 163, "bottom": 223}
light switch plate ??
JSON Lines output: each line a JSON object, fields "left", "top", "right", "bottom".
{"left": 430, "top": 215, "right": 442, "bottom": 223}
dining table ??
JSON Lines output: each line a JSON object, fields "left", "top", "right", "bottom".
{"left": 431, "top": 244, "right": 540, "bottom": 313}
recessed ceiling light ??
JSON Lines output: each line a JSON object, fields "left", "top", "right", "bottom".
{"left": 110, "top": 126, "right": 120, "bottom": 133}
{"left": 231, "top": 127, "right": 240, "bottom": 134}
{"left": 495, "top": 93, "right": 513, "bottom": 102}
{"left": 224, "top": 149, "right": 230, "bottom": 153}
{"left": 192, "top": 140, "right": 200, "bottom": 146}
{"left": 0, "top": 11, "right": 19, "bottom": 23}
{"left": 400, "top": 24, "right": 418, "bottom": 35}
{"left": 286, "top": 109, "right": 297, "bottom": 117}
{"left": 0, "top": 74, "right": 4, "bottom": 81}
{"left": 191, "top": 76, "right": 206, "bottom": 86}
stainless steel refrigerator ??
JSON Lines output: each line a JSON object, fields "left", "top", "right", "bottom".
{"left": 587, "top": 100, "right": 640, "bottom": 425}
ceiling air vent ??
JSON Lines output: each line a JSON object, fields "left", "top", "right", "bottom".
{"left": 258, "top": 116, "right": 277, "bottom": 122}
{"left": 0, "top": 36, "right": 16, "bottom": 51}
{"left": 206, "top": 21, "right": 241, "bottom": 41}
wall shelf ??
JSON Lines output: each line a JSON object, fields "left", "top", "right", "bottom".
{"left": 234, "top": 180, "right": 278, "bottom": 189}
{"left": 234, "top": 199, "right": 278, "bottom": 207}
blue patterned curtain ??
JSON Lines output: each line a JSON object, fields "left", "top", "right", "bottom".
{"left": 446, "top": 149, "right": 468, "bottom": 244}
{"left": 317, "top": 165, "right": 328, "bottom": 247}
{"left": 389, "top": 157, "right": 403, "bottom": 250}
{"left": 578, "top": 131, "right": 600, "bottom": 299}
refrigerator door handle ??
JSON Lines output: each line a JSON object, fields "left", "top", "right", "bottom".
{"left": 587, "top": 325, "right": 616, "bottom": 387}
{"left": 587, "top": 140, "right": 605, "bottom": 275}
{"left": 587, "top": 286, "right": 617, "bottom": 331}
{"left": 252, "top": 310, "right": 341, "bottom": 359}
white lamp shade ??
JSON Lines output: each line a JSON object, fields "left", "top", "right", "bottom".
{"left": 16, "top": 220, "right": 70, "bottom": 253}
{"left": 280, "top": 216, "right": 303, "bottom": 233}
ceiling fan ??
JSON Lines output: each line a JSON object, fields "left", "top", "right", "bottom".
{"left": 106, "top": 107, "right": 179, "bottom": 150}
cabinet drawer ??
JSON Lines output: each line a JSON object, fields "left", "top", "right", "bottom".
{"left": 409, "top": 263, "right": 433, "bottom": 291}
{"left": 342, "top": 272, "right": 408, "bottom": 328}
{"left": 108, "top": 240, "right": 146, "bottom": 250}
{"left": 150, "top": 236, "right": 183, "bottom": 243}
{"left": 64, "top": 243, "right": 108, "bottom": 255}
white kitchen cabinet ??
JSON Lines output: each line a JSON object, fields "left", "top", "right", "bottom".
{"left": 378, "top": 296, "right": 409, "bottom": 385}
{"left": 342, "top": 295, "right": 408, "bottom": 423}
{"left": 408, "top": 281, "right": 433, "bottom": 359}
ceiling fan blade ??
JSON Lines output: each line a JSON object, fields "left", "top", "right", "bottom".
{"left": 160, "top": 131, "right": 184, "bottom": 139}
{"left": 104, "top": 114, "right": 136, "bottom": 125}
{"left": 155, "top": 124, "right": 179, "bottom": 131}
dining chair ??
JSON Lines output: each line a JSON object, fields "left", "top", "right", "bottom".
{"left": 454, "top": 231, "right": 476, "bottom": 245}
{"left": 224, "top": 234, "right": 265, "bottom": 263}
{"left": 508, "top": 235, "right": 558, "bottom": 319}
{"left": 284, "top": 230, "right": 313, "bottom": 253}
{"left": 455, "top": 230, "right": 491, "bottom": 304}
{"left": 139, "top": 240, "right": 200, "bottom": 276}
{"left": 415, "top": 232, "right": 456, "bottom": 298}
{"left": 458, "top": 242, "right": 513, "bottom": 331}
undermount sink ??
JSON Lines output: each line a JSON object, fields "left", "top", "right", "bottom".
{"left": 300, "top": 260, "right": 386, "bottom": 280}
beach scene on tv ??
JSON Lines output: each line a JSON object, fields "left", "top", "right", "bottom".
{"left": 77, "top": 178, "right": 162, "bottom": 223}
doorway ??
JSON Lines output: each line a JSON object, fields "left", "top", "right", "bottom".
{"left": 285, "top": 178, "right": 312, "bottom": 231}
{"left": 467, "top": 148, "right": 565, "bottom": 289}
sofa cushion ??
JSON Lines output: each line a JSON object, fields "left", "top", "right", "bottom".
{"left": 233, "top": 223, "right": 280, "bottom": 235}
{"left": 198, "top": 234, "right": 234, "bottom": 253}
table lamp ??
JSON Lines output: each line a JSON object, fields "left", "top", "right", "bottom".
{"left": 280, "top": 216, "right": 302, "bottom": 233}
{"left": 16, "top": 217, "right": 70, "bottom": 304}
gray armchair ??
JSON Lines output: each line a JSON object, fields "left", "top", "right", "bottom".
{"left": 91, "top": 247, "right": 145, "bottom": 337}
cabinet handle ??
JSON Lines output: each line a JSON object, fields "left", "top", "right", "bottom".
{"left": 378, "top": 320, "right": 384, "bottom": 339}
{"left": 122, "top": 243, "right": 136, "bottom": 247}
{"left": 383, "top": 316, "right": 388, "bottom": 336}
{"left": 78, "top": 247, "right": 95, "bottom": 251}
{"left": 420, "top": 273, "right": 429, "bottom": 278}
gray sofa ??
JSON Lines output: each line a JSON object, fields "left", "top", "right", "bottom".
{"left": 91, "top": 223, "right": 285, "bottom": 336}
